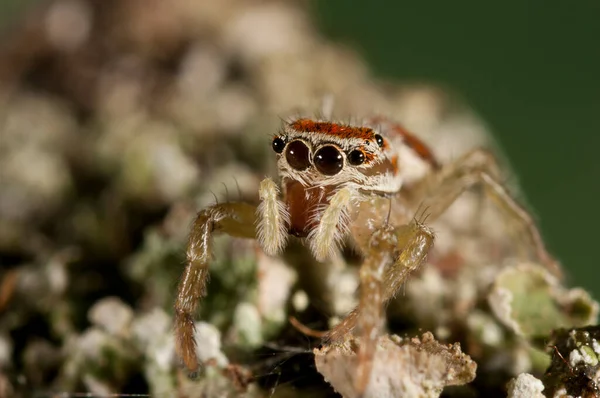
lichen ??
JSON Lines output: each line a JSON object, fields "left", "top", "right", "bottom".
{"left": 314, "top": 332, "right": 476, "bottom": 398}
{"left": 543, "top": 326, "right": 600, "bottom": 397}
{"left": 507, "top": 373, "right": 545, "bottom": 398}
{"left": 488, "top": 263, "right": 598, "bottom": 339}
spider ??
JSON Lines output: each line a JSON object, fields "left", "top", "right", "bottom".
{"left": 174, "top": 113, "right": 562, "bottom": 393}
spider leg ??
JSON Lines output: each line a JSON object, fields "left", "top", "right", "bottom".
{"left": 175, "top": 201, "right": 257, "bottom": 372}
{"left": 257, "top": 177, "right": 290, "bottom": 255}
{"left": 307, "top": 187, "right": 352, "bottom": 261}
{"left": 421, "top": 148, "right": 562, "bottom": 278}
{"left": 177, "top": 177, "right": 289, "bottom": 372}
{"left": 325, "top": 218, "right": 435, "bottom": 393}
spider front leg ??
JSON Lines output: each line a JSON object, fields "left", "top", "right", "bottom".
{"left": 307, "top": 187, "right": 353, "bottom": 261}
{"left": 175, "top": 202, "right": 257, "bottom": 372}
{"left": 421, "top": 148, "right": 562, "bottom": 278}
{"left": 326, "top": 217, "right": 435, "bottom": 393}
{"left": 175, "top": 177, "right": 288, "bottom": 372}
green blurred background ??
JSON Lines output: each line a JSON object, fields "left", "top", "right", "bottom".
{"left": 2, "top": 0, "right": 598, "bottom": 298}
{"left": 311, "top": 0, "right": 599, "bottom": 298}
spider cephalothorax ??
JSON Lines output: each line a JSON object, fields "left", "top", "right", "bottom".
{"left": 260, "top": 117, "right": 440, "bottom": 259}
{"left": 174, "top": 113, "right": 561, "bottom": 395}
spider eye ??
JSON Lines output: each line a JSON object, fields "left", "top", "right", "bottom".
{"left": 285, "top": 140, "right": 311, "bottom": 170}
{"left": 314, "top": 145, "right": 344, "bottom": 175}
{"left": 375, "top": 134, "right": 384, "bottom": 148}
{"left": 348, "top": 150, "right": 365, "bottom": 166}
{"left": 272, "top": 137, "right": 285, "bottom": 153}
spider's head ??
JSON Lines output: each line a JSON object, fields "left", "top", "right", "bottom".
{"left": 271, "top": 117, "right": 438, "bottom": 238}
{"left": 272, "top": 118, "right": 402, "bottom": 194}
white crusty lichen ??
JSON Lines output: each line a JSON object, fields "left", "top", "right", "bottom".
{"left": 314, "top": 332, "right": 476, "bottom": 398}
{"left": 88, "top": 296, "right": 134, "bottom": 337}
{"left": 256, "top": 251, "right": 297, "bottom": 326}
{"left": 488, "top": 262, "right": 599, "bottom": 338}
{"left": 131, "top": 308, "right": 177, "bottom": 398}
{"left": 542, "top": 326, "right": 600, "bottom": 397}
{"left": 194, "top": 322, "right": 229, "bottom": 368}
{"left": 231, "top": 302, "right": 263, "bottom": 348}
{"left": 507, "top": 373, "right": 545, "bottom": 398}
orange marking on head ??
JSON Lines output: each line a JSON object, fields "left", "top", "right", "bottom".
{"left": 363, "top": 150, "right": 376, "bottom": 163}
{"left": 381, "top": 138, "right": 389, "bottom": 150}
{"left": 390, "top": 125, "right": 439, "bottom": 169}
{"left": 368, "top": 116, "right": 439, "bottom": 169}
{"left": 390, "top": 155, "right": 399, "bottom": 175}
{"left": 290, "top": 119, "right": 375, "bottom": 141}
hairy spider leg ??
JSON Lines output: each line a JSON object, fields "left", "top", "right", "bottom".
{"left": 319, "top": 150, "right": 559, "bottom": 394}
{"left": 419, "top": 148, "right": 562, "bottom": 278}
{"left": 324, "top": 217, "right": 434, "bottom": 393}
{"left": 306, "top": 187, "right": 353, "bottom": 261}
{"left": 177, "top": 177, "right": 289, "bottom": 372}
{"left": 175, "top": 201, "right": 257, "bottom": 372}
{"left": 256, "top": 177, "right": 290, "bottom": 255}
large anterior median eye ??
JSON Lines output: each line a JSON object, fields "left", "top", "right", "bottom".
{"left": 314, "top": 145, "right": 344, "bottom": 175}
{"left": 285, "top": 140, "right": 311, "bottom": 171}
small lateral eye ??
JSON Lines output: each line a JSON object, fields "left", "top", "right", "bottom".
{"left": 314, "top": 145, "right": 344, "bottom": 175}
{"left": 272, "top": 137, "right": 285, "bottom": 153}
{"left": 348, "top": 150, "right": 365, "bottom": 165}
{"left": 375, "top": 134, "right": 384, "bottom": 148}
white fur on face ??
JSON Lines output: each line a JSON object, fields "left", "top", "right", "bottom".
{"left": 274, "top": 120, "right": 404, "bottom": 195}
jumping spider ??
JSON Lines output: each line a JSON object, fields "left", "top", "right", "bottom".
{"left": 174, "top": 114, "right": 562, "bottom": 392}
